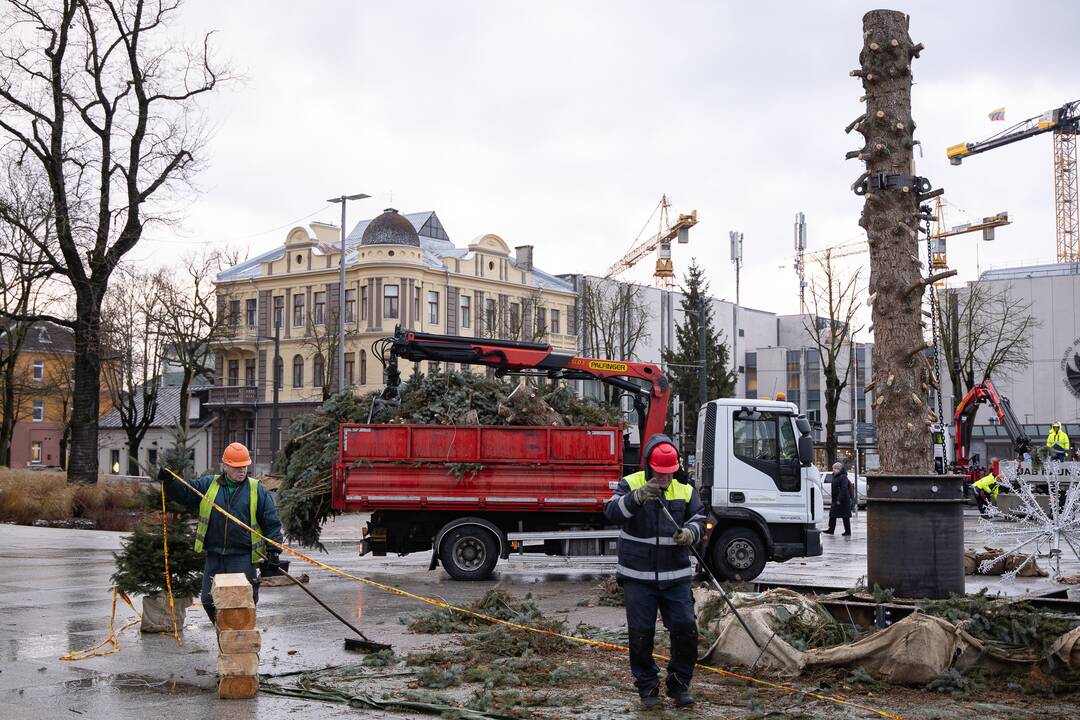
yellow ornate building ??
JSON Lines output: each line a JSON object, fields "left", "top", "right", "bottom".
{"left": 210, "top": 208, "right": 578, "bottom": 471}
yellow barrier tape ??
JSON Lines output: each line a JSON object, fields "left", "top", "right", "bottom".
{"left": 160, "top": 478, "right": 182, "bottom": 647}
{"left": 60, "top": 589, "right": 141, "bottom": 661}
{"left": 159, "top": 467, "right": 906, "bottom": 720}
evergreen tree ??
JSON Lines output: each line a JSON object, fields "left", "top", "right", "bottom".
{"left": 662, "top": 261, "right": 737, "bottom": 453}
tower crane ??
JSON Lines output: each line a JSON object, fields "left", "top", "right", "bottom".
{"left": 606, "top": 195, "right": 698, "bottom": 289}
{"left": 947, "top": 99, "right": 1079, "bottom": 262}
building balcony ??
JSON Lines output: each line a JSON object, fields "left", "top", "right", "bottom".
{"left": 206, "top": 385, "right": 259, "bottom": 407}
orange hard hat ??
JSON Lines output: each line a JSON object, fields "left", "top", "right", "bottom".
{"left": 648, "top": 442, "right": 680, "bottom": 474}
{"left": 222, "top": 442, "right": 252, "bottom": 468}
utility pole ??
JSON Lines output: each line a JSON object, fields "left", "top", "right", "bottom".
{"left": 729, "top": 231, "right": 744, "bottom": 305}
{"left": 328, "top": 193, "right": 371, "bottom": 394}
{"left": 698, "top": 294, "right": 708, "bottom": 409}
{"left": 794, "top": 212, "right": 807, "bottom": 313}
{"left": 270, "top": 320, "right": 281, "bottom": 461}
{"left": 851, "top": 332, "right": 860, "bottom": 506}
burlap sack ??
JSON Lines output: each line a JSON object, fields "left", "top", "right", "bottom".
{"left": 140, "top": 593, "right": 192, "bottom": 634}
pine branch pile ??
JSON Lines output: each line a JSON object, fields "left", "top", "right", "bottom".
{"left": 920, "top": 590, "right": 1080, "bottom": 657}
{"left": 275, "top": 369, "right": 623, "bottom": 549}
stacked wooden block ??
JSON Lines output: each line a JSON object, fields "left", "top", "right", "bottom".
{"left": 211, "top": 573, "right": 260, "bottom": 699}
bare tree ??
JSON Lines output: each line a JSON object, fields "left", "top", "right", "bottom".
{"left": 580, "top": 279, "right": 651, "bottom": 363}
{"left": 154, "top": 251, "right": 231, "bottom": 432}
{"left": 101, "top": 267, "right": 166, "bottom": 475}
{"left": 502, "top": 288, "right": 549, "bottom": 343}
{"left": 300, "top": 304, "right": 358, "bottom": 400}
{"left": 803, "top": 253, "right": 865, "bottom": 467}
{"left": 937, "top": 282, "right": 1038, "bottom": 410}
{"left": 0, "top": 0, "right": 226, "bottom": 482}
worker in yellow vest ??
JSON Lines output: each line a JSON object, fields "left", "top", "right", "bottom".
{"left": 1047, "top": 422, "right": 1070, "bottom": 461}
{"left": 972, "top": 471, "right": 999, "bottom": 517}
{"left": 161, "top": 443, "right": 283, "bottom": 625}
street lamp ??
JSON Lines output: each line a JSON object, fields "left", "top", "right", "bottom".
{"left": 328, "top": 193, "right": 371, "bottom": 393}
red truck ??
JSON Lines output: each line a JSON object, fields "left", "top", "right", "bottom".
{"left": 333, "top": 329, "right": 823, "bottom": 580}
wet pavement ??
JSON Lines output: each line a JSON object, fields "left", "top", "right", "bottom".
{"left": 1, "top": 509, "right": 1078, "bottom": 719}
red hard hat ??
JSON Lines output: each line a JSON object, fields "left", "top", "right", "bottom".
{"left": 648, "top": 442, "right": 680, "bottom": 474}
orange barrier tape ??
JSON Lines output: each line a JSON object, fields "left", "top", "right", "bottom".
{"left": 160, "top": 477, "right": 182, "bottom": 647}
{"left": 60, "top": 589, "right": 141, "bottom": 661}
{"left": 160, "top": 467, "right": 905, "bottom": 720}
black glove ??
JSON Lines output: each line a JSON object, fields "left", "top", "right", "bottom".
{"left": 157, "top": 466, "right": 171, "bottom": 483}
{"left": 261, "top": 553, "right": 282, "bottom": 577}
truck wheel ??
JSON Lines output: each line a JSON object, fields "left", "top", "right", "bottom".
{"left": 710, "top": 527, "right": 766, "bottom": 581}
{"left": 439, "top": 526, "right": 499, "bottom": 581}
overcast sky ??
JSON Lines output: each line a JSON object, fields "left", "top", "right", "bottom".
{"left": 138, "top": 0, "right": 1079, "bottom": 320}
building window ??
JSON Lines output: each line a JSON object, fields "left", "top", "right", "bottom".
{"left": 245, "top": 298, "right": 257, "bottom": 326}
{"left": 245, "top": 418, "right": 255, "bottom": 449}
{"left": 383, "top": 285, "right": 399, "bottom": 319}
{"left": 228, "top": 299, "right": 241, "bottom": 328}
{"left": 31, "top": 441, "right": 42, "bottom": 464}
{"left": 293, "top": 294, "right": 305, "bottom": 327}
{"left": 485, "top": 298, "right": 496, "bottom": 335}
{"left": 550, "top": 309, "right": 560, "bottom": 335}
{"left": 535, "top": 307, "right": 547, "bottom": 335}
{"left": 360, "top": 286, "right": 368, "bottom": 321}
{"left": 745, "top": 352, "right": 757, "bottom": 399}
{"left": 345, "top": 288, "right": 357, "bottom": 323}
{"left": 147, "top": 448, "right": 158, "bottom": 468}
{"left": 786, "top": 350, "right": 801, "bottom": 408}
{"left": 228, "top": 359, "right": 240, "bottom": 386}
{"left": 32, "top": 399, "right": 44, "bottom": 422}
{"left": 273, "top": 296, "right": 284, "bottom": 328}
{"left": 245, "top": 359, "right": 256, "bottom": 387}
{"left": 292, "top": 355, "right": 304, "bottom": 388}
{"left": 359, "top": 349, "right": 367, "bottom": 385}
{"left": 110, "top": 449, "right": 120, "bottom": 475}
{"left": 313, "top": 292, "right": 326, "bottom": 325}
{"left": 344, "top": 353, "right": 354, "bottom": 386}
{"left": 460, "top": 295, "right": 471, "bottom": 329}
{"left": 413, "top": 286, "right": 421, "bottom": 323}
{"left": 275, "top": 357, "right": 284, "bottom": 389}
{"left": 509, "top": 302, "right": 521, "bottom": 334}
{"left": 428, "top": 291, "right": 439, "bottom": 324}
{"left": 32, "top": 360, "right": 44, "bottom": 381}
{"left": 313, "top": 354, "right": 325, "bottom": 388}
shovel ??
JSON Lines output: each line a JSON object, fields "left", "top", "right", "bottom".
{"left": 266, "top": 565, "right": 391, "bottom": 653}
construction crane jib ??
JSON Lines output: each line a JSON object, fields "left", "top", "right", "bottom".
{"left": 606, "top": 195, "right": 698, "bottom": 289}
{"left": 946, "top": 99, "right": 1079, "bottom": 263}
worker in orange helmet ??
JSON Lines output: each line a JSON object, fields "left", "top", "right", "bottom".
{"left": 160, "top": 442, "right": 283, "bottom": 626}
{"left": 604, "top": 434, "right": 706, "bottom": 710}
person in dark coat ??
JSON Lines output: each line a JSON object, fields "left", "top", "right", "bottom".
{"left": 824, "top": 462, "right": 852, "bottom": 536}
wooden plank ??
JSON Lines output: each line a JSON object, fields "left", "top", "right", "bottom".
{"left": 211, "top": 573, "right": 254, "bottom": 609}
{"left": 218, "top": 674, "right": 258, "bottom": 699}
{"left": 218, "top": 629, "right": 261, "bottom": 654}
{"left": 217, "top": 652, "right": 259, "bottom": 676}
{"left": 217, "top": 607, "right": 256, "bottom": 631}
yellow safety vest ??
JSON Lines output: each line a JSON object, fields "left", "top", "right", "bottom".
{"left": 624, "top": 470, "right": 694, "bottom": 502}
{"left": 193, "top": 476, "right": 266, "bottom": 563}
{"left": 973, "top": 473, "right": 999, "bottom": 500}
{"left": 1047, "top": 428, "right": 1070, "bottom": 451}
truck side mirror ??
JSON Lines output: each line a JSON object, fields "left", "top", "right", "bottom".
{"left": 795, "top": 416, "right": 812, "bottom": 435}
{"left": 798, "top": 435, "right": 813, "bottom": 466}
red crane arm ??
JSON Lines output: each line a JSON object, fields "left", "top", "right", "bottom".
{"left": 952, "top": 379, "right": 1031, "bottom": 475}
{"left": 377, "top": 328, "right": 671, "bottom": 449}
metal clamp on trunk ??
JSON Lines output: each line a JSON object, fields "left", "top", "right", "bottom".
{"left": 852, "top": 173, "right": 932, "bottom": 196}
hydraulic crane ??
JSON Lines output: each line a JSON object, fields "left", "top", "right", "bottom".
{"left": 947, "top": 99, "right": 1080, "bottom": 262}
{"left": 606, "top": 195, "right": 698, "bottom": 289}
{"left": 929, "top": 197, "right": 1011, "bottom": 279}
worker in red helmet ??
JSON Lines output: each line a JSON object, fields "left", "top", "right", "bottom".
{"left": 604, "top": 434, "right": 706, "bottom": 710}
{"left": 161, "top": 442, "right": 283, "bottom": 625}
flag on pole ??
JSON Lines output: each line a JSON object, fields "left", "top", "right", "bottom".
{"left": 988, "top": 107, "right": 1005, "bottom": 121}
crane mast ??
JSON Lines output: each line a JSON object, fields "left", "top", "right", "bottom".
{"left": 606, "top": 195, "right": 698, "bottom": 288}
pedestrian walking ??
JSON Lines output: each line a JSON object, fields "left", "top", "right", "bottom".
{"left": 604, "top": 434, "right": 707, "bottom": 710}
{"left": 823, "top": 462, "right": 852, "bottom": 536}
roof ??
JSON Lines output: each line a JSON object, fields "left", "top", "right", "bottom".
{"left": 98, "top": 383, "right": 212, "bottom": 429}
{"left": 980, "top": 261, "right": 1080, "bottom": 282}
{"left": 0, "top": 321, "right": 75, "bottom": 354}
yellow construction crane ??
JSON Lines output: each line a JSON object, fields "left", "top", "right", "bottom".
{"left": 928, "top": 197, "right": 1011, "bottom": 274}
{"left": 947, "top": 99, "right": 1079, "bottom": 262}
{"left": 606, "top": 195, "right": 698, "bottom": 288}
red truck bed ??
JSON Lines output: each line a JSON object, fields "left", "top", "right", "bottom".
{"left": 333, "top": 423, "right": 623, "bottom": 513}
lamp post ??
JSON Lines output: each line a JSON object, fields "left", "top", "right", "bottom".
{"left": 328, "top": 193, "right": 371, "bottom": 394}
{"left": 257, "top": 321, "right": 283, "bottom": 462}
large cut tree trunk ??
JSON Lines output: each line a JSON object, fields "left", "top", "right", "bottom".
{"left": 853, "top": 10, "right": 933, "bottom": 474}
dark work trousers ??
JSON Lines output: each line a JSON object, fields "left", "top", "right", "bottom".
{"left": 622, "top": 580, "right": 698, "bottom": 696}
{"left": 201, "top": 553, "right": 259, "bottom": 624}
{"left": 826, "top": 516, "right": 851, "bottom": 534}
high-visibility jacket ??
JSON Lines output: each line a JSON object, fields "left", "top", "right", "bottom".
{"left": 603, "top": 434, "right": 707, "bottom": 588}
{"left": 973, "top": 473, "right": 999, "bottom": 501}
{"left": 1047, "top": 428, "right": 1070, "bottom": 451}
{"left": 166, "top": 473, "right": 283, "bottom": 562}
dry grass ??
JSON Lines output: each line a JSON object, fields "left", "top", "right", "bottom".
{"left": 0, "top": 468, "right": 144, "bottom": 529}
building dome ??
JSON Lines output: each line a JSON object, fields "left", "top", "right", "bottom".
{"left": 360, "top": 208, "right": 420, "bottom": 247}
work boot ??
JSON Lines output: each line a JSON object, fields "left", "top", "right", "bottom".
{"left": 668, "top": 687, "right": 695, "bottom": 708}
{"left": 639, "top": 687, "right": 662, "bottom": 710}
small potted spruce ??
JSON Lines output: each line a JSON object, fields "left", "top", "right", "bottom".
{"left": 111, "top": 426, "right": 203, "bottom": 633}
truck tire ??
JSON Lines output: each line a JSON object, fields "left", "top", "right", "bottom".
{"left": 709, "top": 527, "right": 766, "bottom": 581}
{"left": 439, "top": 526, "right": 499, "bottom": 581}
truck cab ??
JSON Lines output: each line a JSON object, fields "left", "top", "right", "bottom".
{"left": 696, "top": 398, "right": 824, "bottom": 580}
